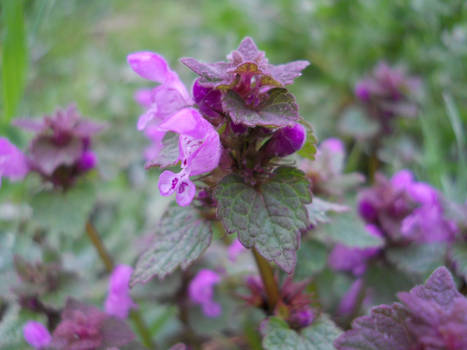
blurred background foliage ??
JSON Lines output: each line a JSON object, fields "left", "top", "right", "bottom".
{"left": 0, "top": 0, "right": 466, "bottom": 348}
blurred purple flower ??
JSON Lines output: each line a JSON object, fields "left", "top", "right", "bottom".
{"left": 189, "top": 269, "right": 222, "bottom": 318}
{"left": 23, "top": 321, "right": 51, "bottom": 349}
{"left": 228, "top": 238, "right": 247, "bottom": 262}
{"left": 263, "top": 123, "right": 306, "bottom": 157}
{"left": 328, "top": 224, "right": 382, "bottom": 276}
{"left": 13, "top": 105, "right": 104, "bottom": 189}
{"left": 0, "top": 137, "right": 29, "bottom": 187}
{"left": 105, "top": 265, "right": 135, "bottom": 319}
{"left": 358, "top": 169, "right": 457, "bottom": 244}
{"left": 355, "top": 62, "right": 420, "bottom": 133}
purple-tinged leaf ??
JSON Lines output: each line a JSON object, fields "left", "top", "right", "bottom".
{"left": 335, "top": 304, "right": 414, "bottom": 350}
{"left": 28, "top": 136, "right": 82, "bottom": 175}
{"left": 180, "top": 57, "right": 230, "bottom": 86}
{"left": 269, "top": 60, "right": 310, "bottom": 86}
{"left": 222, "top": 88, "right": 299, "bottom": 128}
{"left": 131, "top": 203, "right": 212, "bottom": 285}
{"left": 215, "top": 166, "right": 311, "bottom": 273}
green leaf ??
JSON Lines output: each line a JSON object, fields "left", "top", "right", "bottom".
{"left": 451, "top": 243, "right": 467, "bottom": 281}
{"left": 222, "top": 88, "right": 299, "bottom": 127}
{"left": 31, "top": 181, "right": 96, "bottom": 239}
{"left": 306, "top": 197, "right": 348, "bottom": 227}
{"left": 386, "top": 243, "right": 447, "bottom": 278}
{"left": 215, "top": 167, "right": 311, "bottom": 273}
{"left": 263, "top": 314, "right": 341, "bottom": 350}
{"left": 2, "top": 0, "right": 27, "bottom": 125}
{"left": 297, "top": 121, "right": 318, "bottom": 160}
{"left": 131, "top": 203, "right": 212, "bottom": 285}
{"left": 295, "top": 239, "right": 328, "bottom": 279}
{"left": 319, "top": 211, "right": 384, "bottom": 248}
{"left": 145, "top": 132, "right": 180, "bottom": 169}
{"left": 338, "top": 107, "right": 379, "bottom": 140}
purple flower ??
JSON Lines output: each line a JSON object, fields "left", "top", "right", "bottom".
{"left": 262, "top": 123, "right": 306, "bottom": 157}
{"left": 128, "top": 51, "right": 192, "bottom": 131}
{"left": 355, "top": 62, "right": 420, "bottom": 132}
{"left": 129, "top": 53, "right": 222, "bottom": 207}
{"left": 105, "top": 265, "right": 135, "bottom": 319}
{"left": 189, "top": 269, "right": 222, "bottom": 318}
{"left": 337, "top": 279, "right": 365, "bottom": 317}
{"left": 156, "top": 108, "right": 221, "bottom": 206}
{"left": 335, "top": 267, "right": 467, "bottom": 350}
{"left": 358, "top": 169, "right": 457, "bottom": 244}
{"left": 228, "top": 238, "right": 246, "bottom": 262}
{"left": 0, "top": 137, "right": 29, "bottom": 187}
{"left": 13, "top": 105, "right": 104, "bottom": 189}
{"left": 23, "top": 321, "right": 51, "bottom": 349}
{"left": 328, "top": 224, "right": 382, "bottom": 276}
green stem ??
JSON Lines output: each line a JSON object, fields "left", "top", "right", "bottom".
{"left": 85, "top": 219, "right": 156, "bottom": 349}
{"left": 252, "top": 248, "right": 280, "bottom": 312}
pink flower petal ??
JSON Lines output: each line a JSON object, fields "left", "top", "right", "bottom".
{"left": 158, "top": 170, "right": 179, "bottom": 196}
{"left": 23, "top": 321, "right": 51, "bottom": 349}
{"left": 175, "top": 178, "right": 196, "bottom": 207}
{"left": 127, "top": 52, "right": 173, "bottom": 83}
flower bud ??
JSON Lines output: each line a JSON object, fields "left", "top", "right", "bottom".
{"left": 263, "top": 123, "right": 306, "bottom": 157}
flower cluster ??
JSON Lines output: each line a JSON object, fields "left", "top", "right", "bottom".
{"left": 129, "top": 37, "right": 311, "bottom": 206}
{"left": 23, "top": 265, "right": 135, "bottom": 349}
{"left": 0, "top": 105, "right": 104, "bottom": 190}
{"left": 335, "top": 267, "right": 467, "bottom": 350}
{"left": 188, "top": 269, "right": 222, "bottom": 318}
{"left": 358, "top": 169, "right": 457, "bottom": 244}
{"left": 355, "top": 62, "right": 420, "bottom": 134}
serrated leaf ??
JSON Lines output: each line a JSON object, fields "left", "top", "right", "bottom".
{"left": 222, "top": 88, "right": 299, "bottom": 128}
{"left": 215, "top": 166, "right": 311, "bottom": 273}
{"left": 145, "top": 132, "right": 180, "bottom": 169}
{"left": 31, "top": 181, "right": 96, "bottom": 238}
{"left": 451, "top": 243, "right": 467, "bottom": 281}
{"left": 306, "top": 198, "right": 348, "bottom": 227}
{"left": 334, "top": 304, "right": 413, "bottom": 350}
{"left": 387, "top": 243, "right": 447, "bottom": 278}
{"left": 131, "top": 203, "right": 212, "bottom": 285}
{"left": 320, "top": 211, "right": 384, "bottom": 248}
{"left": 263, "top": 314, "right": 341, "bottom": 350}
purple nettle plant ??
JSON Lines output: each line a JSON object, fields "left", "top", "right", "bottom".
{"left": 355, "top": 62, "right": 420, "bottom": 134}
{"left": 22, "top": 265, "right": 143, "bottom": 350}
{"left": 5, "top": 105, "right": 104, "bottom": 189}
{"left": 335, "top": 267, "right": 467, "bottom": 350}
{"left": 358, "top": 169, "right": 457, "bottom": 245}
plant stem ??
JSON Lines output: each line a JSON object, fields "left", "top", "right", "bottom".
{"left": 252, "top": 248, "right": 280, "bottom": 312}
{"left": 84, "top": 219, "right": 156, "bottom": 349}
{"left": 85, "top": 221, "right": 114, "bottom": 272}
